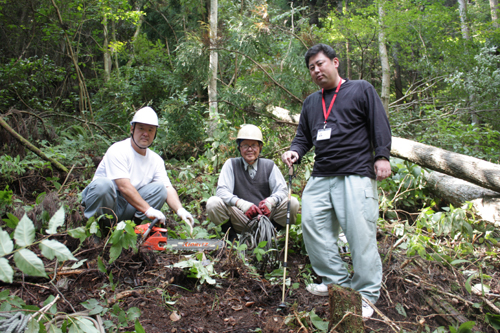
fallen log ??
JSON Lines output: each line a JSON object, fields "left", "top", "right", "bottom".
{"left": 424, "top": 171, "right": 500, "bottom": 226}
{"left": 391, "top": 137, "right": 500, "bottom": 193}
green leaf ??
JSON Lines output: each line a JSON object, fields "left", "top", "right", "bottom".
{"left": 46, "top": 206, "right": 65, "bottom": 234}
{"left": 42, "top": 295, "right": 57, "bottom": 314}
{"left": 309, "top": 310, "right": 328, "bottom": 332}
{"left": 70, "top": 259, "right": 87, "bottom": 269}
{"left": 69, "top": 317, "right": 99, "bottom": 333}
{"left": 13, "top": 249, "right": 48, "bottom": 278}
{"left": 14, "top": 214, "right": 36, "bottom": 247}
{"left": 109, "top": 244, "right": 123, "bottom": 264}
{"left": 81, "top": 299, "right": 104, "bottom": 316}
{"left": 127, "top": 307, "right": 141, "bottom": 321}
{"left": 485, "top": 313, "right": 500, "bottom": 329}
{"left": 450, "top": 259, "right": 470, "bottom": 266}
{"left": 395, "top": 303, "right": 407, "bottom": 317}
{"left": 0, "top": 228, "right": 14, "bottom": 256}
{"left": 97, "top": 257, "right": 107, "bottom": 274}
{"left": 39, "top": 240, "right": 77, "bottom": 261}
{"left": 135, "top": 320, "right": 146, "bottom": 333}
{"left": 25, "top": 318, "right": 40, "bottom": 333}
{"left": 457, "top": 321, "right": 475, "bottom": 333}
{"left": 0, "top": 257, "right": 14, "bottom": 283}
{"left": 68, "top": 227, "right": 86, "bottom": 242}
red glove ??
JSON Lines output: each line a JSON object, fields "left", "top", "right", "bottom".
{"left": 245, "top": 204, "right": 263, "bottom": 220}
{"left": 258, "top": 197, "right": 276, "bottom": 217}
{"left": 258, "top": 200, "right": 271, "bottom": 217}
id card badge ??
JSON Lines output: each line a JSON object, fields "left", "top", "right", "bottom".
{"left": 317, "top": 128, "right": 331, "bottom": 141}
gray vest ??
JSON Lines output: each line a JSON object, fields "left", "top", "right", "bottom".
{"left": 231, "top": 158, "right": 273, "bottom": 205}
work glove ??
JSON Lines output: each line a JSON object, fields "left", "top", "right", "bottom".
{"left": 177, "top": 207, "right": 194, "bottom": 234}
{"left": 258, "top": 197, "right": 276, "bottom": 217}
{"left": 236, "top": 199, "right": 262, "bottom": 220}
{"left": 145, "top": 207, "right": 166, "bottom": 225}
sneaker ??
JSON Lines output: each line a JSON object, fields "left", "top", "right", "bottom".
{"left": 306, "top": 283, "right": 329, "bottom": 296}
{"left": 362, "top": 300, "right": 374, "bottom": 319}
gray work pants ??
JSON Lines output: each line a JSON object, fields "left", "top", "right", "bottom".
{"left": 81, "top": 178, "right": 168, "bottom": 223}
{"left": 302, "top": 175, "right": 382, "bottom": 303}
{"left": 206, "top": 196, "right": 299, "bottom": 234}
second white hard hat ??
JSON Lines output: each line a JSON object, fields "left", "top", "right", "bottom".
{"left": 236, "top": 124, "right": 263, "bottom": 143}
{"left": 130, "top": 107, "right": 159, "bottom": 127}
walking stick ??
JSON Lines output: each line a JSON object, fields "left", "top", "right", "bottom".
{"left": 279, "top": 165, "right": 293, "bottom": 308}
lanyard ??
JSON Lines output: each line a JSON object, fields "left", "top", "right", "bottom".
{"left": 321, "top": 78, "right": 342, "bottom": 129}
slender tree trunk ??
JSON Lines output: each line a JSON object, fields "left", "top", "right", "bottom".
{"left": 126, "top": 14, "right": 144, "bottom": 68}
{"left": 457, "top": 0, "right": 470, "bottom": 39}
{"left": 103, "top": 16, "right": 112, "bottom": 82}
{"left": 490, "top": 0, "right": 499, "bottom": 28}
{"left": 378, "top": 1, "right": 390, "bottom": 116}
{"left": 208, "top": 0, "right": 218, "bottom": 124}
{"left": 111, "top": 20, "right": 120, "bottom": 77}
{"left": 392, "top": 43, "right": 403, "bottom": 104}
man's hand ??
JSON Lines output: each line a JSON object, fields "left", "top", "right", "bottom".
{"left": 258, "top": 197, "right": 276, "bottom": 217}
{"left": 374, "top": 159, "right": 391, "bottom": 181}
{"left": 236, "top": 199, "right": 262, "bottom": 220}
{"left": 177, "top": 207, "right": 194, "bottom": 234}
{"left": 145, "top": 207, "right": 166, "bottom": 225}
{"left": 281, "top": 151, "right": 299, "bottom": 168}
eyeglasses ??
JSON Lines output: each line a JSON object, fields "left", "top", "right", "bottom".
{"left": 241, "top": 144, "right": 260, "bottom": 150}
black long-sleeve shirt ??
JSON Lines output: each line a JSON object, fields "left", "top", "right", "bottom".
{"left": 290, "top": 79, "right": 392, "bottom": 179}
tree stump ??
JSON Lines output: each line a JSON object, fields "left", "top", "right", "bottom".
{"left": 328, "top": 284, "right": 364, "bottom": 332}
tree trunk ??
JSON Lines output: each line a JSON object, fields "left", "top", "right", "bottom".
{"left": 490, "top": 0, "right": 499, "bottom": 28}
{"left": 378, "top": 1, "right": 390, "bottom": 116}
{"left": 391, "top": 137, "right": 500, "bottom": 193}
{"left": 328, "top": 284, "right": 364, "bottom": 332}
{"left": 103, "top": 16, "right": 112, "bottom": 82}
{"left": 424, "top": 171, "right": 500, "bottom": 225}
{"left": 208, "top": 0, "right": 218, "bottom": 125}
{"left": 457, "top": 0, "right": 470, "bottom": 39}
{"left": 392, "top": 43, "right": 403, "bottom": 104}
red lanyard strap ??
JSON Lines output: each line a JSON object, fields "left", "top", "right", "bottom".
{"left": 321, "top": 78, "right": 342, "bottom": 127}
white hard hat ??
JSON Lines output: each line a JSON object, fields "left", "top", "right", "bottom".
{"left": 130, "top": 107, "right": 159, "bottom": 127}
{"left": 237, "top": 124, "right": 263, "bottom": 143}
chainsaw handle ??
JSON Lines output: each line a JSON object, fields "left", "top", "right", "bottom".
{"left": 140, "top": 218, "right": 159, "bottom": 241}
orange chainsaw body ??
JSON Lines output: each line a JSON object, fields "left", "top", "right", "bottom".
{"left": 134, "top": 223, "right": 168, "bottom": 251}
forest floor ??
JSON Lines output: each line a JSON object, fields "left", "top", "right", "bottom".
{"left": 1, "top": 175, "right": 500, "bottom": 332}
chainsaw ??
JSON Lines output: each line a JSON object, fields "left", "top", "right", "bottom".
{"left": 134, "top": 219, "right": 224, "bottom": 251}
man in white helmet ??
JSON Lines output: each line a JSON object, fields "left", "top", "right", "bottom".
{"left": 81, "top": 106, "right": 194, "bottom": 234}
{"left": 206, "top": 124, "right": 299, "bottom": 241}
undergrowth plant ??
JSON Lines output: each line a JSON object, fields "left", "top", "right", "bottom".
{"left": 0, "top": 207, "right": 77, "bottom": 283}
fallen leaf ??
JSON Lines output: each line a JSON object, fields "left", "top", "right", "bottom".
{"left": 245, "top": 302, "right": 255, "bottom": 307}
{"left": 232, "top": 305, "right": 243, "bottom": 311}
{"left": 170, "top": 311, "right": 181, "bottom": 321}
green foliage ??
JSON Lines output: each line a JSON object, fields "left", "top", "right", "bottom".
{"left": 108, "top": 221, "right": 139, "bottom": 263}
{"left": 449, "top": 321, "right": 476, "bottom": 333}
{"left": 171, "top": 252, "right": 221, "bottom": 286}
{"left": 0, "top": 186, "right": 13, "bottom": 216}
{"left": 0, "top": 208, "right": 78, "bottom": 283}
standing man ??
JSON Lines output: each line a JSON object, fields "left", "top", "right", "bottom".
{"left": 207, "top": 124, "right": 299, "bottom": 241}
{"left": 82, "top": 107, "right": 194, "bottom": 234}
{"left": 282, "top": 44, "right": 391, "bottom": 318}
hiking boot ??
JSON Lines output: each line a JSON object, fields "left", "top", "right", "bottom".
{"left": 362, "top": 300, "right": 374, "bottom": 319}
{"left": 306, "top": 283, "right": 329, "bottom": 296}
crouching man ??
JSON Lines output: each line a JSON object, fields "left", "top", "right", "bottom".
{"left": 206, "top": 124, "right": 299, "bottom": 241}
{"left": 81, "top": 107, "right": 194, "bottom": 233}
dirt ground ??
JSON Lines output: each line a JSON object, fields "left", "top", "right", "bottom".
{"left": 2, "top": 218, "right": 499, "bottom": 333}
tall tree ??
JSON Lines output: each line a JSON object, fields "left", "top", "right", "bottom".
{"left": 209, "top": 0, "right": 218, "bottom": 120}
{"left": 490, "top": 0, "right": 499, "bottom": 28}
{"left": 377, "top": 0, "right": 390, "bottom": 115}
{"left": 457, "top": 0, "right": 470, "bottom": 39}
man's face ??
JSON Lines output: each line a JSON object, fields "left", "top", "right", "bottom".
{"left": 239, "top": 139, "right": 261, "bottom": 165}
{"left": 131, "top": 123, "right": 156, "bottom": 149}
{"left": 308, "top": 51, "right": 340, "bottom": 90}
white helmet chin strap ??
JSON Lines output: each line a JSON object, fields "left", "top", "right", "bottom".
{"left": 131, "top": 123, "right": 156, "bottom": 149}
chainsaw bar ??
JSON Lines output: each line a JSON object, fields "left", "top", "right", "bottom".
{"left": 166, "top": 239, "right": 225, "bottom": 251}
